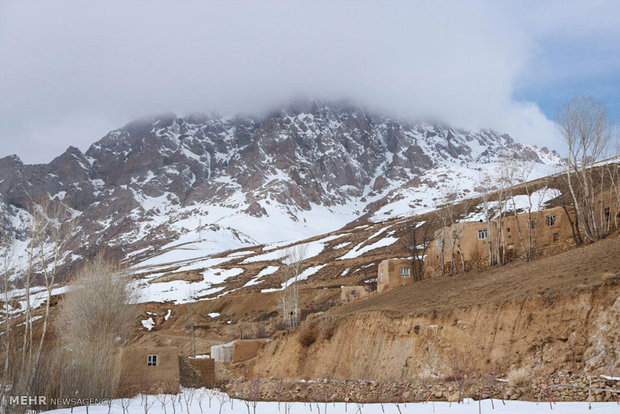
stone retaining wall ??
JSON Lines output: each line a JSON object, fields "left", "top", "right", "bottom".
{"left": 225, "top": 375, "right": 619, "bottom": 403}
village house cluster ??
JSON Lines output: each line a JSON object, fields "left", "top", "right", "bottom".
{"left": 122, "top": 192, "right": 618, "bottom": 396}
{"left": 377, "top": 205, "right": 590, "bottom": 292}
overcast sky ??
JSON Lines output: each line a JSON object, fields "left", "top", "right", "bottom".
{"left": 1, "top": 1, "right": 619, "bottom": 164}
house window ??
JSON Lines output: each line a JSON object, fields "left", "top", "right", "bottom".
{"left": 400, "top": 267, "right": 410, "bottom": 278}
{"left": 147, "top": 354, "right": 158, "bottom": 367}
{"left": 350, "top": 289, "right": 357, "bottom": 296}
{"left": 506, "top": 227, "right": 511, "bottom": 233}
{"left": 552, "top": 233, "right": 559, "bottom": 242}
{"left": 379, "top": 271, "right": 384, "bottom": 282}
{"left": 546, "top": 215, "right": 556, "bottom": 227}
{"left": 605, "top": 208, "right": 610, "bottom": 222}
{"left": 478, "top": 229, "right": 488, "bottom": 240}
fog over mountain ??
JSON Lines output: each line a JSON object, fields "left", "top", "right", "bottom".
{"left": 2, "top": 1, "right": 619, "bottom": 162}
{"left": 0, "top": 102, "right": 560, "bottom": 278}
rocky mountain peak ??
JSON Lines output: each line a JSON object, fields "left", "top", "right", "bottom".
{"left": 0, "top": 102, "right": 561, "bottom": 277}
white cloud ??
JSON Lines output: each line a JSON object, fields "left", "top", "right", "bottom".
{"left": 0, "top": 0, "right": 617, "bottom": 162}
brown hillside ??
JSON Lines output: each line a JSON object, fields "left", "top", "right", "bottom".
{"left": 336, "top": 234, "right": 620, "bottom": 318}
{"left": 248, "top": 235, "right": 620, "bottom": 381}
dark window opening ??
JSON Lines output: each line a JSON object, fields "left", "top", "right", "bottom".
{"left": 147, "top": 354, "right": 158, "bottom": 367}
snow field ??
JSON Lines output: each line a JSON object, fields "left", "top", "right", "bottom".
{"left": 43, "top": 389, "right": 620, "bottom": 414}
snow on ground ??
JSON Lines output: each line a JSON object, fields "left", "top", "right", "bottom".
{"left": 369, "top": 161, "right": 558, "bottom": 222}
{"left": 131, "top": 267, "right": 244, "bottom": 304}
{"left": 338, "top": 237, "right": 399, "bottom": 260}
{"left": 243, "top": 266, "right": 280, "bottom": 287}
{"left": 5, "top": 285, "right": 68, "bottom": 315}
{"left": 140, "top": 317, "right": 154, "bottom": 331}
{"left": 43, "top": 390, "right": 620, "bottom": 414}
{"left": 128, "top": 160, "right": 555, "bottom": 280}
{"left": 261, "top": 264, "right": 327, "bottom": 292}
{"left": 281, "top": 265, "right": 326, "bottom": 288}
{"left": 464, "top": 187, "right": 561, "bottom": 222}
{"left": 242, "top": 234, "right": 346, "bottom": 264}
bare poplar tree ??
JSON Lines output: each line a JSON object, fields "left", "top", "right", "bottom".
{"left": 0, "top": 243, "right": 14, "bottom": 405}
{"left": 607, "top": 160, "right": 620, "bottom": 230}
{"left": 433, "top": 208, "right": 450, "bottom": 275}
{"left": 55, "top": 255, "right": 138, "bottom": 399}
{"left": 558, "top": 96, "right": 612, "bottom": 242}
{"left": 34, "top": 198, "right": 78, "bottom": 372}
{"left": 494, "top": 162, "right": 511, "bottom": 266}
{"left": 479, "top": 174, "right": 496, "bottom": 266}
{"left": 399, "top": 218, "right": 436, "bottom": 281}
{"left": 504, "top": 159, "right": 535, "bottom": 260}
{"left": 279, "top": 245, "right": 307, "bottom": 330}
{"left": 186, "top": 287, "right": 197, "bottom": 357}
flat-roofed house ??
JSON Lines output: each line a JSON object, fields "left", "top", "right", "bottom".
{"left": 425, "top": 206, "right": 577, "bottom": 271}
{"left": 377, "top": 259, "right": 413, "bottom": 293}
{"left": 116, "top": 346, "right": 180, "bottom": 396}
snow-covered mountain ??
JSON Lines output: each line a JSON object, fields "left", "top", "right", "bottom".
{"left": 0, "top": 101, "right": 561, "bottom": 276}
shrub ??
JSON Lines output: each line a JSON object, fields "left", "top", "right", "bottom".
{"left": 298, "top": 323, "right": 318, "bottom": 347}
{"left": 319, "top": 317, "right": 337, "bottom": 340}
{"left": 507, "top": 367, "right": 531, "bottom": 389}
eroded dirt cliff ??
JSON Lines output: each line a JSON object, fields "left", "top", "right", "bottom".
{"left": 249, "top": 237, "right": 620, "bottom": 380}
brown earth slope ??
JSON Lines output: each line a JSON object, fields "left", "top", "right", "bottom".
{"left": 249, "top": 235, "right": 620, "bottom": 380}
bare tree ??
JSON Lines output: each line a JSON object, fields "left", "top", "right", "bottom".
{"left": 279, "top": 244, "right": 307, "bottom": 330}
{"left": 504, "top": 160, "right": 535, "bottom": 260}
{"left": 55, "top": 255, "right": 138, "bottom": 399}
{"left": 607, "top": 160, "right": 620, "bottom": 230}
{"left": 34, "top": 197, "right": 78, "bottom": 373}
{"left": 433, "top": 188, "right": 471, "bottom": 275}
{"left": 434, "top": 203, "right": 453, "bottom": 275}
{"left": 0, "top": 243, "right": 14, "bottom": 405}
{"left": 558, "top": 96, "right": 612, "bottom": 242}
{"left": 399, "top": 218, "right": 436, "bottom": 281}
{"left": 186, "top": 287, "right": 197, "bottom": 357}
{"left": 479, "top": 174, "right": 496, "bottom": 266}
{"left": 452, "top": 199, "right": 472, "bottom": 273}
{"left": 494, "top": 162, "right": 511, "bottom": 266}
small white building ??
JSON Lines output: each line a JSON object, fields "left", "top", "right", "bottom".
{"left": 210, "top": 341, "right": 234, "bottom": 362}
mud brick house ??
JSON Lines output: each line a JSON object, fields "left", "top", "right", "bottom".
{"left": 425, "top": 206, "right": 577, "bottom": 271}
{"left": 211, "top": 339, "right": 268, "bottom": 363}
{"left": 377, "top": 259, "right": 414, "bottom": 293}
{"left": 340, "top": 285, "right": 371, "bottom": 302}
{"left": 116, "top": 346, "right": 180, "bottom": 396}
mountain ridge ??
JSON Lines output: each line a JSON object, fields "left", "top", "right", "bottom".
{"left": 0, "top": 101, "right": 561, "bottom": 277}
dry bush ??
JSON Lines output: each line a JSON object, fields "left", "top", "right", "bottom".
{"left": 299, "top": 298, "right": 338, "bottom": 322}
{"left": 270, "top": 318, "right": 287, "bottom": 334}
{"left": 54, "top": 255, "right": 138, "bottom": 399}
{"left": 507, "top": 367, "right": 532, "bottom": 389}
{"left": 319, "top": 316, "right": 337, "bottom": 340}
{"left": 237, "top": 321, "right": 268, "bottom": 339}
{"left": 297, "top": 322, "right": 318, "bottom": 347}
